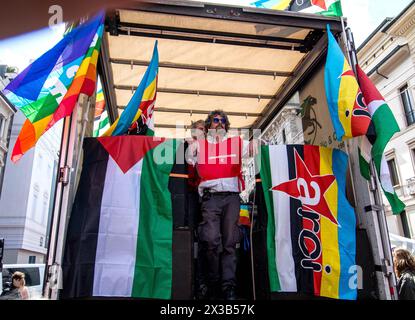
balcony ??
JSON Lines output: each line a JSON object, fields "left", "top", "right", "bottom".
{"left": 383, "top": 177, "right": 415, "bottom": 206}
{"left": 406, "top": 177, "right": 415, "bottom": 196}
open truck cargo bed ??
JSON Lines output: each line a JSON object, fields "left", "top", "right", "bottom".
{"left": 44, "top": 0, "right": 396, "bottom": 301}
{"left": 98, "top": 0, "right": 343, "bottom": 138}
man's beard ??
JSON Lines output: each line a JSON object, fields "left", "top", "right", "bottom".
{"left": 208, "top": 127, "right": 227, "bottom": 138}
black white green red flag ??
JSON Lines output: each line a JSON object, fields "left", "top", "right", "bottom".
{"left": 62, "top": 136, "right": 177, "bottom": 299}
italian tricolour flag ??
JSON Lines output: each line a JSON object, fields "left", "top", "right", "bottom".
{"left": 356, "top": 64, "right": 405, "bottom": 214}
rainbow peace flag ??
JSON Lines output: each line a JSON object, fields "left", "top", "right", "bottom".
{"left": 93, "top": 88, "right": 110, "bottom": 137}
{"left": 102, "top": 41, "right": 158, "bottom": 137}
{"left": 325, "top": 25, "right": 374, "bottom": 141}
{"left": 3, "top": 13, "right": 104, "bottom": 162}
{"left": 259, "top": 144, "right": 356, "bottom": 300}
{"left": 239, "top": 204, "right": 251, "bottom": 227}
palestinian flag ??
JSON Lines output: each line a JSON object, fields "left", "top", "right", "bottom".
{"left": 356, "top": 64, "right": 405, "bottom": 214}
{"left": 62, "top": 136, "right": 177, "bottom": 299}
{"left": 258, "top": 144, "right": 356, "bottom": 300}
{"left": 288, "top": 0, "right": 343, "bottom": 17}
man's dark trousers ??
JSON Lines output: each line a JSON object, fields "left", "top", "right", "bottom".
{"left": 198, "top": 192, "right": 240, "bottom": 292}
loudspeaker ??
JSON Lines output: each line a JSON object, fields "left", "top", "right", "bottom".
{"left": 172, "top": 228, "right": 194, "bottom": 299}
{"left": 169, "top": 142, "right": 190, "bottom": 228}
{"left": 356, "top": 228, "right": 378, "bottom": 299}
{"left": 252, "top": 180, "right": 271, "bottom": 300}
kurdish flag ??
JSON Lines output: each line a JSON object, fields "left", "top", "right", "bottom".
{"left": 259, "top": 144, "right": 356, "bottom": 300}
{"left": 325, "top": 25, "right": 374, "bottom": 141}
{"left": 103, "top": 41, "right": 158, "bottom": 137}
{"left": 251, "top": 0, "right": 291, "bottom": 10}
{"left": 4, "top": 13, "right": 104, "bottom": 162}
{"left": 62, "top": 136, "right": 177, "bottom": 299}
{"left": 93, "top": 88, "right": 110, "bottom": 137}
{"left": 356, "top": 64, "right": 405, "bottom": 214}
{"left": 251, "top": 0, "right": 343, "bottom": 17}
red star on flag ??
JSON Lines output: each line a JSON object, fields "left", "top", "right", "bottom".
{"left": 272, "top": 149, "right": 338, "bottom": 225}
{"left": 340, "top": 67, "right": 355, "bottom": 79}
{"left": 312, "top": 0, "right": 327, "bottom": 10}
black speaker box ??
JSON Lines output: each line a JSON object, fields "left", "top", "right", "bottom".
{"left": 356, "top": 228, "right": 378, "bottom": 299}
{"left": 172, "top": 228, "right": 194, "bottom": 299}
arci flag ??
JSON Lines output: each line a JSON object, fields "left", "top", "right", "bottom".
{"left": 62, "top": 136, "right": 178, "bottom": 299}
{"left": 93, "top": 87, "right": 110, "bottom": 137}
{"left": 356, "top": 64, "right": 405, "bottom": 214}
{"left": 259, "top": 144, "right": 356, "bottom": 300}
{"left": 251, "top": 0, "right": 343, "bottom": 17}
{"left": 325, "top": 25, "right": 374, "bottom": 141}
{"left": 4, "top": 13, "right": 104, "bottom": 162}
{"left": 103, "top": 41, "right": 158, "bottom": 137}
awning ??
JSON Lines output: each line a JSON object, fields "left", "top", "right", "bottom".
{"left": 99, "top": 0, "right": 343, "bottom": 138}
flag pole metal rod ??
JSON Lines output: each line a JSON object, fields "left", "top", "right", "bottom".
{"left": 73, "top": 97, "right": 91, "bottom": 189}
{"left": 249, "top": 173, "right": 257, "bottom": 301}
{"left": 44, "top": 105, "right": 78, "bottom": 299}
{"left": 45, "top": 94, "right": 90, "bottom": 300}
{"left": 340, "top": 17, "right": 397, "bottom": 300}
{"left": 249, "top": 134, "right": 264, "bottom": 300}
{"left": 42, "top": 116, "right": 70, "bottom": 299}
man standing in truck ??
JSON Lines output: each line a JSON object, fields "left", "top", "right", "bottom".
{"left": 187, "top": 110, "right": 255, "bottom": 300}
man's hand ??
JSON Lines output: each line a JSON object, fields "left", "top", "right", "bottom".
{"left": 185, "top": 139, "right": 199, "bottom": 166}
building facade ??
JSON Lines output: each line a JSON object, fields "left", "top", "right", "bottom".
{"left": 0, "top": 107, "right": 61, "bottom": 264}
{"left": 0, "top": 66, "right": 17, "bottom": 197}
{"left": 260, "top": 93, "right": 304, "bottom": 145}
{"left": 357, "top": 1, "right": 415, "bottom": 238}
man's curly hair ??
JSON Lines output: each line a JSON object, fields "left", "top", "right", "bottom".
{"left": 205, "top": 109, "right": 230, "bottom": 132}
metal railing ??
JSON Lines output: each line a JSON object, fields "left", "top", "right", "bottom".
{"left": 241, "top": 157, "right": 256, "bottom": 203}
{"left": 383, "top": 177, "right": 415, "bottom": 205}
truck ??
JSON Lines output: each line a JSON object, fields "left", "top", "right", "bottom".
{"left": 42, "top": 0, "right": 398, "bottom": 300}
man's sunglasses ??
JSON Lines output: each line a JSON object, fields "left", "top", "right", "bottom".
{"left": 213, "top": 118, "right": 226, "bottom": 124}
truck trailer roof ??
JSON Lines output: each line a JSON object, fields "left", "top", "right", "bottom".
{"left": 98, "top": 0, "right": 344, "bottom": 138}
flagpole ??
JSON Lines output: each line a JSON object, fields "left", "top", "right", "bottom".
{"left": 44, "top": 94, "right": 90, "bottom": 300}
{"left": 42, "top": 115, "right": 70, "bottom": 299}
{"left": 250, "top": 180, "right": 257, "bottom": 301}
{"left": 340, "top": 17, "right": 398, "bottom": 300}
{"left": 73, "top": 96, "right": 92, "bottom": 190}
{"left": 44, "top": 105, "right": 78, "bottom": 299}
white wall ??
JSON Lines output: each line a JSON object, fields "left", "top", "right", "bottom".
{"left": 0, "top": 78, "right": 16, "bottom": 195}
{"left": 0, "top": 111, "right": 34, "bottom": 237}
{"left": 0, "top": 111, "right": 60, "bottom": 263}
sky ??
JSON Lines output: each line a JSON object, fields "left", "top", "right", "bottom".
{"left": 0, "top": 24, "right": 65, "bottom": 73}
{"left": 0, "top": 0, "right": 412, "bottom": 73}
{"left": 342, "top": 0, "right": 412, "bottom": 45}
